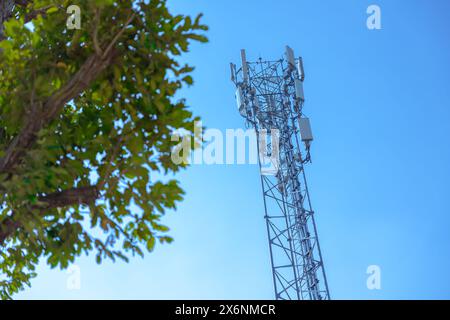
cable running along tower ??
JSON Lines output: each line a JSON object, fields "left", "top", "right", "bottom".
{"left": 231, "top": 47, "right": 330, "bottom": 300}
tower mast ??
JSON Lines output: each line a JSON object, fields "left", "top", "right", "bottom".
{"left": 231, "top": 47, "right": 330, "bottom": 300}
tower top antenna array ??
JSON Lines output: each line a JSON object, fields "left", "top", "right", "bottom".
{"left": 231, "top": 46, "right": 330, "bottom": 300}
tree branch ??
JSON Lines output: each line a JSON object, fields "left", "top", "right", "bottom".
{"left": 13, "top": 0, "right": 33, "bottom": 7}
{"left": 38, "top": 186, "right": 99, "bottom": 208}
{"left": 102, "top": 12, "right": 136, "bottom": 59}
{"left": 92, "top": 8, "right": 103, "bottom": 56}
{"left": 0, "top": 51, "right": 116, "bottom": 173}
{"left": 24, "top": 4, "right": 56, "bottom": 23}
{"left": 0, "top": 11, "right": 137, "bottom": 174}
{"left": 0, "top": 186, "right": 99, "bottom": 244}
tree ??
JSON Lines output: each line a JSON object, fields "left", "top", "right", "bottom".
{"left": 0, "top": 0, "right": 207, "bottom": 298}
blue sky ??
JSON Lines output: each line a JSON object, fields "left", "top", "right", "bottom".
{"left": 16, "top": 0, "right": 450, "bottom": 299}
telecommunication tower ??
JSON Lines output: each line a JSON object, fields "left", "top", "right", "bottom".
{"left": 231, "top": 47, "right": 330, "bottom": 300}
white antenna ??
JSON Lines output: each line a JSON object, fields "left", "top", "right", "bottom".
{"left": 235, "top": 86, "right": 246, "bottom": 117}
{"left": 285, "top": 45, "right": 296, "bottom": 70}
{"left": 297, "top": 57, "right": 305, "bottom": 82}
{"left": 241, "top": 49, "right": 249, "bottom": 83}
{"left": 299, "top": 117, "right": 313, "bottom": 143}
{"left": 294, "top": 78, "right": 305, "bottom": 102}
{"left": 230, "top": 63, "right": 236, "bottom": 83}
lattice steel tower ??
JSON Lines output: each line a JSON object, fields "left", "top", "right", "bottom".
{"left": 230, "top": 47, "right": 330, "bottom": 300}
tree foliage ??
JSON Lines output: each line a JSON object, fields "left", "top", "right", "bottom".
{"left": 0, "top": 0, "right": 207, "bottom": 298}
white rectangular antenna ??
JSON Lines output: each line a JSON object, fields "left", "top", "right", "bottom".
{"left": 294, "top": 79, "right": 305, "bottom": 102}
{"left": 285, "top": 46, "right": 296, "bottom": 69}
{"left": 235, "top": 86, "right": 246, "bottom": 117}
{"left": 230, "top": 63, "right": 236, "bottom": 83}
{"left": 241, "top": 49, "right": 249, "bottom": 82}
{"left": 299, "top": 118, "right": 313, "bottom": 142}
{"left": 297, "top": 57, "right": 305, "bottom": 82}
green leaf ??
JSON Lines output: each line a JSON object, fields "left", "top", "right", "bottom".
{"left": 146, "top": 237, "right": 155, "bottom": 252}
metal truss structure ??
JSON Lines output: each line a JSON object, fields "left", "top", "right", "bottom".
{"left": 231, "top": 47, "right": 330, "bottom": 300}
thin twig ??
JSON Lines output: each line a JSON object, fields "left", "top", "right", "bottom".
{"left": 102, "top": 12, "right": 136, "bottom": 59}
{"left": 93, "top": 8, "right": 103, "bottom": 56}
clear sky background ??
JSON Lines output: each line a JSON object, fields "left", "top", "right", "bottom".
{"left": 16, "top": 0, "right": 450, "bottom": 299}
